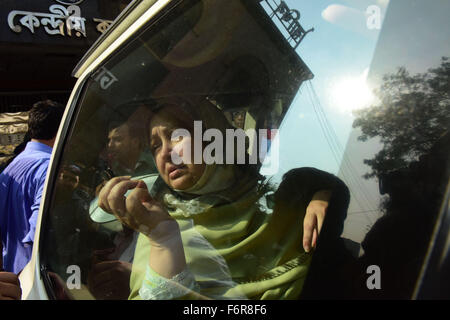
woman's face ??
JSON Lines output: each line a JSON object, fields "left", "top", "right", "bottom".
{"left": 149, "top": 107, "right": 206, "bottom": 190}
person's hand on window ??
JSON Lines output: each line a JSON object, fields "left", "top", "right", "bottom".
{"left": 303, "top": 190, "right": 332, "bottom": 253}
{"left": 58, "top": 165, "right": 81, "bottom": 191}
{"left": 98, "top": 176, "right": 187, "bottom": 280}
{"left": 0, "top": 271, "right": 21, "bottom": 300}
{"left": 97, "top": 176, "right": 175, "bottom": 245}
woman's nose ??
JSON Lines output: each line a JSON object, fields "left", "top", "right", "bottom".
{"left": 161, "top": 140, "right": 185, "bottom": 165}
{"left": 170, "top": 140, "right": 185, "bottom": 165}
{"left": 160, "top": 140, "right": 179, "bottom": 163}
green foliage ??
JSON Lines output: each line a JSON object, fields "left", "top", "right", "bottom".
{"left": 352, "top": 57, "right": 450, "bottom": 179}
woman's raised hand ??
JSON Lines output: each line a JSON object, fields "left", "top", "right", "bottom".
{"left": 98, "top": 176, "right": 175, "bottom": 244}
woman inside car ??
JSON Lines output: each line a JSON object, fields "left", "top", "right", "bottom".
{"left": 96, "top": 96, "right": 348, "bottom": 299}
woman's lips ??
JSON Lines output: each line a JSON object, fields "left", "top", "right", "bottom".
{"left": 168, "top": 165, "right": 186, "bottom": 179}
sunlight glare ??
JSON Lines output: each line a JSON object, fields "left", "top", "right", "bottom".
{"left": 331, "top": 70, "right": 374, "bottom": 113}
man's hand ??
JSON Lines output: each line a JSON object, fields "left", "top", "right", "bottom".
{"left": 303, "top": 190, "right": 332, "bottom": 253}
{"left": 88, "top": 260, "right": 132, "bottom": 300}
{"left": 0, "top": 272, "right": 22, "bottom": 300}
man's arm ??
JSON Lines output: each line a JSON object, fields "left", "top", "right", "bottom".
{"left": 22, "top": 166, "right": 48, "bottom": 245}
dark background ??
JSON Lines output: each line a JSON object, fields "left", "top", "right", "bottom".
{"left": 0, "top": 0, "right": 131, "bottom": 112}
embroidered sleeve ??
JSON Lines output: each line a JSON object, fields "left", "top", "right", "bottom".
{"left": 139, "top": 264, "right": 199, "bottom": 300}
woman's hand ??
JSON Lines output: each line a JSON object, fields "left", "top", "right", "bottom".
{"left": 303, "top": 190, "right": 332, "bottom": 253}
{"left": 98, "top": 176, "right": 175, "bottom": 245}
{"left": 99, "top": 177, "right": 186, "bottom": 279}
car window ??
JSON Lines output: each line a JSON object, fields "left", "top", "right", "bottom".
{"left": 39, "top": 0, "right": 449, "bottom": 300}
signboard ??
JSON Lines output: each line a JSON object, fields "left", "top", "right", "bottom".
{"left": 0, "top": 0, "right": 125, "bottom": 47}
{"left": 261, "top": 0, "right": 314, "bottom": 49}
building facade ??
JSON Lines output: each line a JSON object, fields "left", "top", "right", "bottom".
{"left": 0, "top": 0, "right": 131, "bottom": 166}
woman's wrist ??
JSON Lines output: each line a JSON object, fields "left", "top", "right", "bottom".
{"left": 144, "top": 219, "right": 181, "bottom": 247}
{"left": 147, "top": 220, "right": 187, "bottom": 278}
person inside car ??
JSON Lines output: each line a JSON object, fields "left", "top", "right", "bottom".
{"left": 95, "top": 96, "right": 347, "bottom": 299}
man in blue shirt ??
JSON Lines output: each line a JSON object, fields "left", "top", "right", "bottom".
{"left": 0, "top": 100, "right": 64, "bottom": 274}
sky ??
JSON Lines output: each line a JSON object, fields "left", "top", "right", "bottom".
{"left": 260, "top": 0, "right": 387, "bottom": 176}
{"left": 259, "top": 0, "right": 450, "bottom": 243}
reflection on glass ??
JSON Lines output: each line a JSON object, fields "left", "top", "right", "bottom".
{"left": 349, "top": 56, "right": 450, "bottom": 298}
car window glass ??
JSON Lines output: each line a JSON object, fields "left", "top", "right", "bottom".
{"left": 39, "top": 0, "right": 449, "bottom": 300}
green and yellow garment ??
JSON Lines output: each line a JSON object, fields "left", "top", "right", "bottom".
{"left": 128, "top": 166, "right": 346, "bottom": 300}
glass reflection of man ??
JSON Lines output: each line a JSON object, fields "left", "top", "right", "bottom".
{"left": 89, "top": 120, "right": 143, "bottom": 300}
{"left": 107, "top": 121, "right": 142, "bottom": 176}
{"left": 105, "top": 114, "right": 155, "bottom": 177}
{"left": 90, "top": 106, "right": 155, "bottom": 300}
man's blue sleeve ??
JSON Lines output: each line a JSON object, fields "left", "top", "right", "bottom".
{"left": 22, "top": 166, "right": 48, "bottom": 245}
